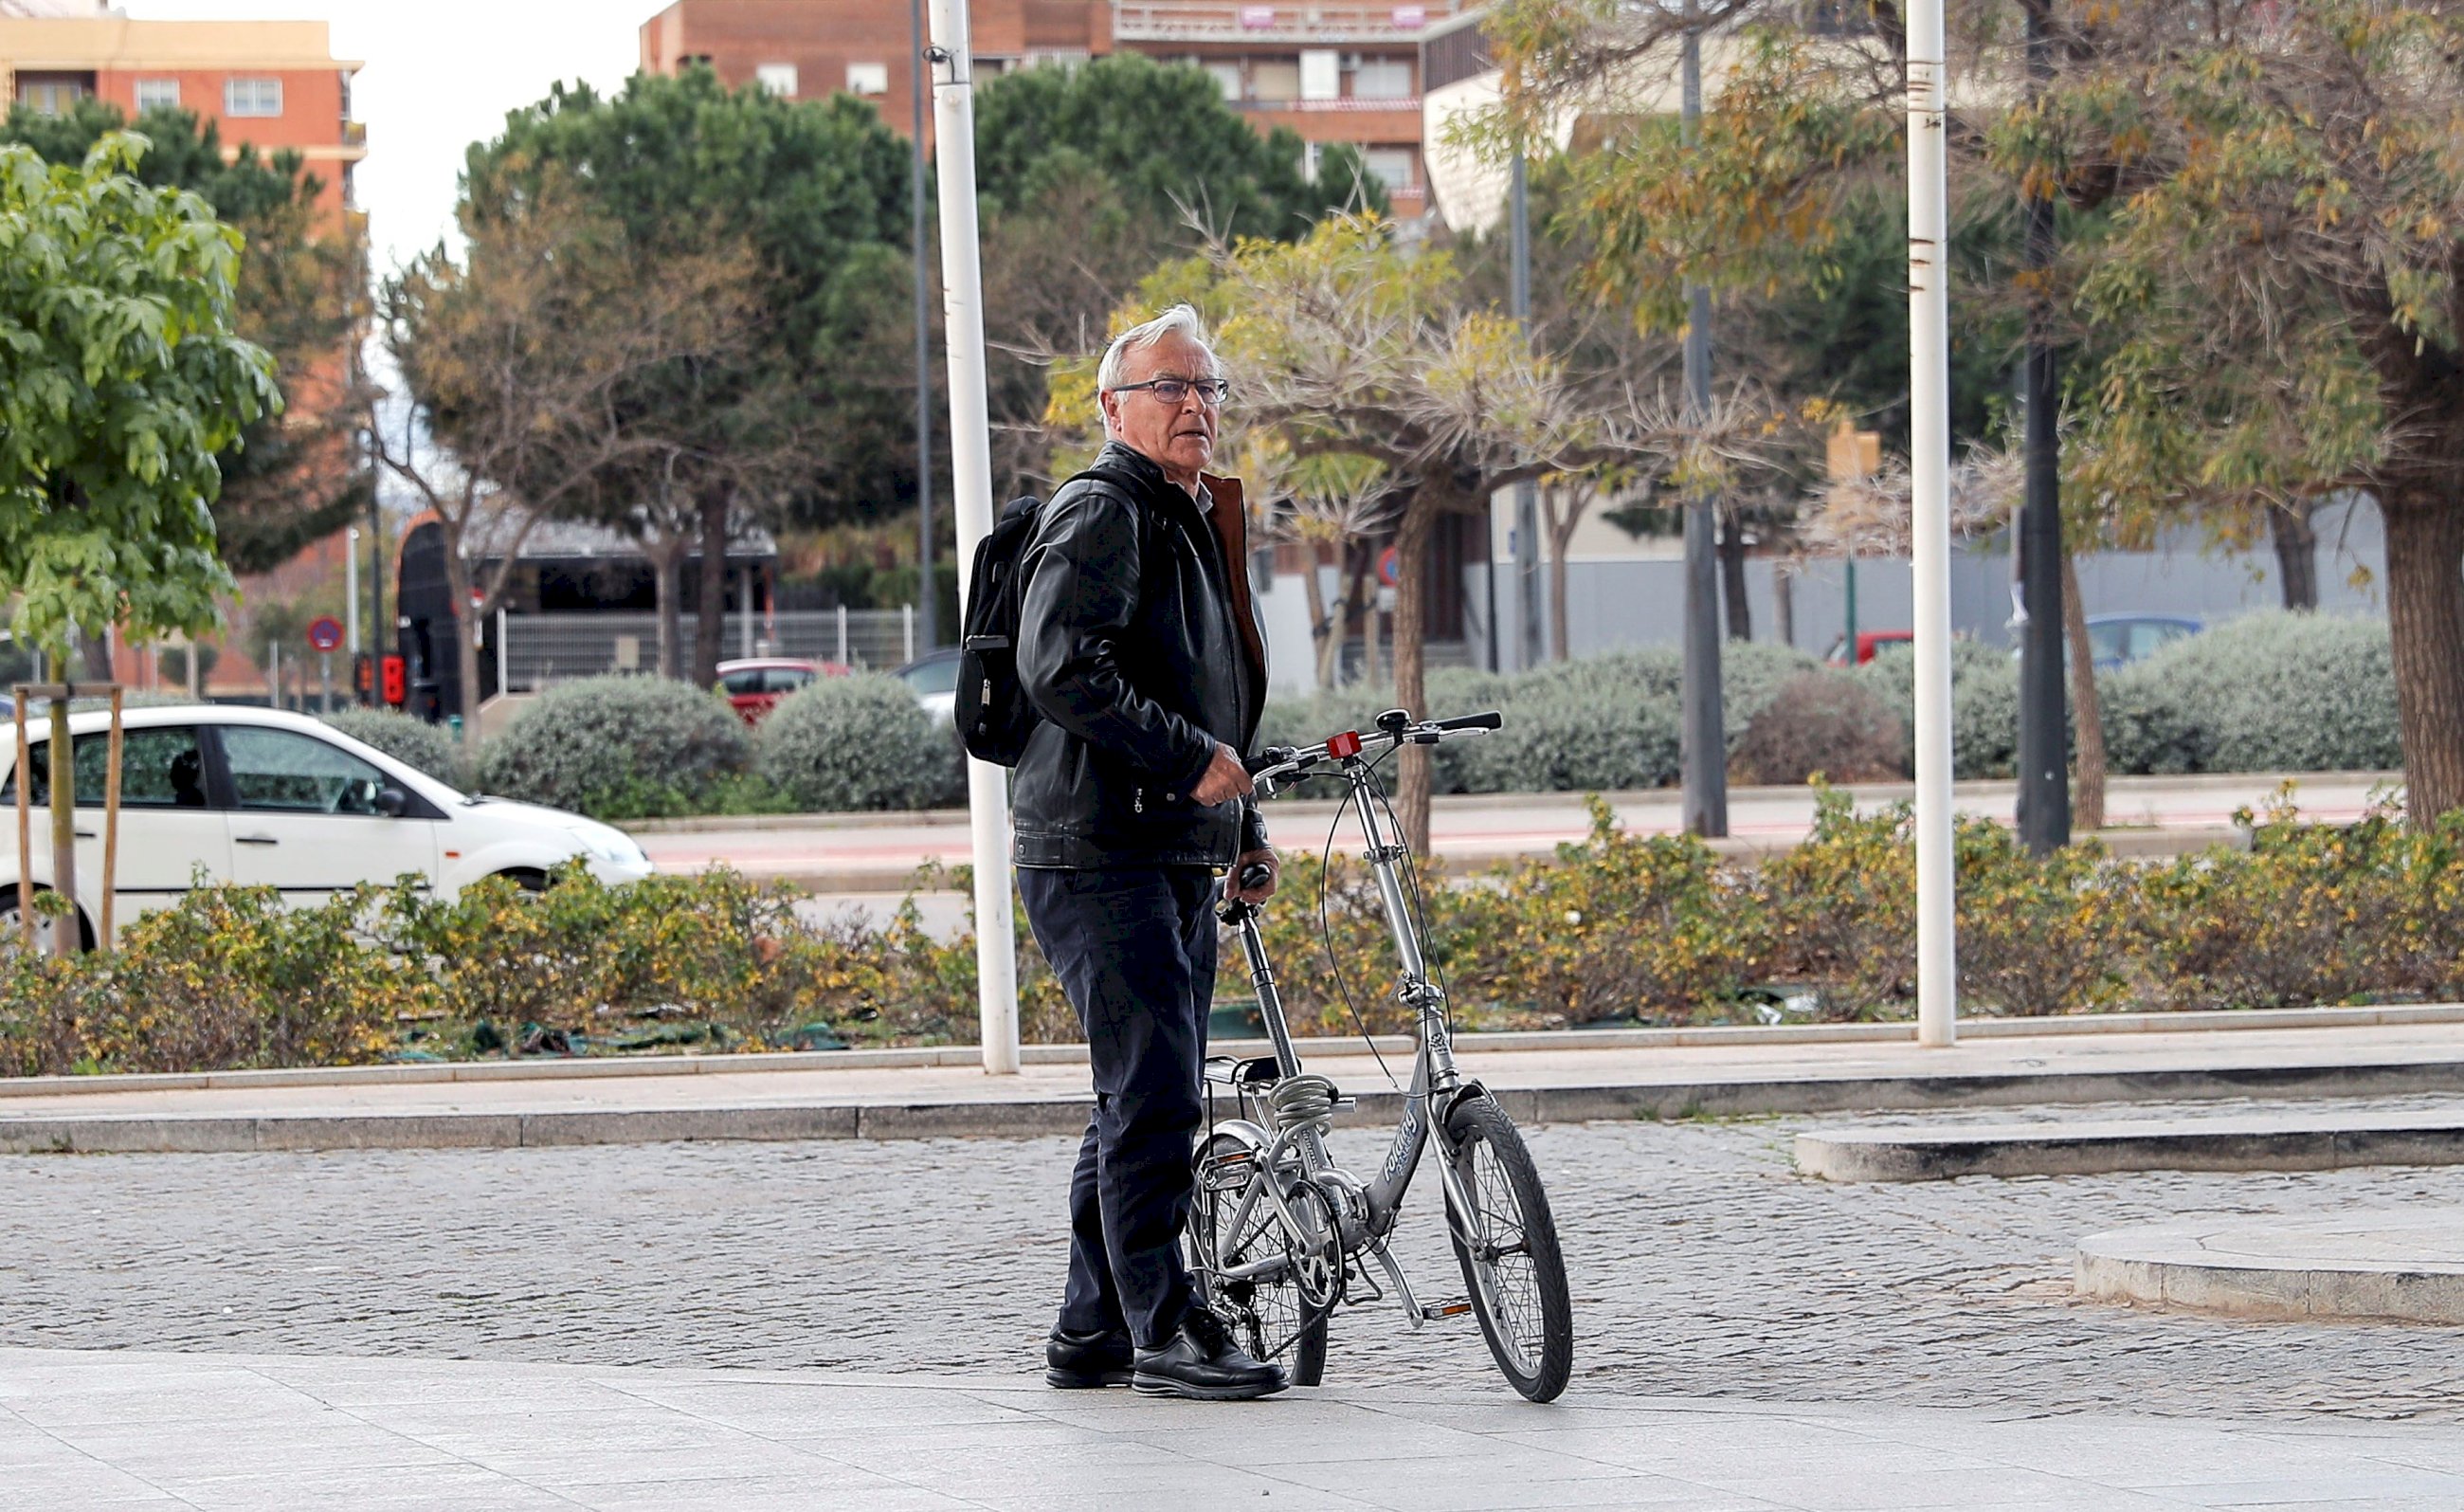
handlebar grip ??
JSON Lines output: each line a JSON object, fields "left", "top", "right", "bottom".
{"left": 1243, "top": 747, "right": 1293, "bottom": 776}
{"left": 1433, "top": 710, "right": 1504, "bottom": 732}
{"left": 1237, "top": 861, "right": 1273, "bottom": 892}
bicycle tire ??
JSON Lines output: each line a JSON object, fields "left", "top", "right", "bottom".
{"left": 1442, "top": 1095, "right": 1573, "bottom": 1402}
{"left": 1189, "top": 1134, "right": 1330, "bottom": 1386}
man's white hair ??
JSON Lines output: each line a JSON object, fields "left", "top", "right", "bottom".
{"left": 1096, "top": 304, "right": 1221, "bottom": 392}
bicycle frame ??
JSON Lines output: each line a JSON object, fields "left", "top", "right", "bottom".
{"left": 1201, "top": 714, "right": 1501, "bottom": 1331}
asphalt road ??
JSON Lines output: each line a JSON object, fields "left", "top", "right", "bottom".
{"left": 710, "top": 772, "right": 2388, "bottom": 926}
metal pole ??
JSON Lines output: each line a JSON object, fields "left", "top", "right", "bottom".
{"left": 496, "top": 606, "right": 510, "bottom": 699}
{"left": 903, "top": 603, "right": 915, "bottom": 665}
{"left": 346, "top": 526, "right": 361, "bottom": 659}
{"left": 100, "top": 687, "right": 120, "bottom": 949}
{"left": 45, "top": 689, "right": 74, "bottom": 957}
{"left": 320, "top": 652, "right": 334, "bottom": 715}
{"left": 911, "top": 0, "right": 940, "bottom": 656}
{"left": 1678, "top": 10, "right": 1728, "bottom": 838}
{"left": 1510, "top": 151, "right": 1541, "bottom": 670}
{"left": 2014, "top": 0, "right": 2068, "bottom": 856}
{"left": 926, "top": 0, "right": 1021, "bottom": 1076}
{"left": 1908, "top": 0, "right": 1959, "bottom": 1047}
{"left": 14, "top": 699, "right": 34, "bottom": 953}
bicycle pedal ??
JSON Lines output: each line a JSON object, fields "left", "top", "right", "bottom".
{"left": 1420, "top": 1297, "right": 1474, "bottom": 1321}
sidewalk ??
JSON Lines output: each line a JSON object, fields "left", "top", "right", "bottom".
{"left": 5, "top": 1010, "right": 2464, "bottom": 1152}
{"left": 6, "top": 1346, "right": 2461, "bottom": 1510}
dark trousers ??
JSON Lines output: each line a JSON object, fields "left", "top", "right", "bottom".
{"left": 1018, "top": 864, "right": 1220, "bottom": 1349}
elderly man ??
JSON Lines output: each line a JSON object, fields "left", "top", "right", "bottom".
{"left": 1011, "top": 304, "right": 1285, "bottom": 1401}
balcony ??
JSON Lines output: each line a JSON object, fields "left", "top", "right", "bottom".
{"left": 1113, "top": 1, "right": 1466, "bottom": 45}
{"left": 341, "top": 119, "right": 366, "bottom": 148}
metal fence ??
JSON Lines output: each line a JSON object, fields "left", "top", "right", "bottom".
{"left": 494, "top": 608, "right": 919, "bottom": 693}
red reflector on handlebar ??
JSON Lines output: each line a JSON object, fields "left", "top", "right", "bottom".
{"left": 1328, "top": 730, "right": 1363, "bottom": 759}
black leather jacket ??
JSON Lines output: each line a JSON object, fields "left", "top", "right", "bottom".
{"left": 1011, "top": 441, "right": 1270, "bottom": 869}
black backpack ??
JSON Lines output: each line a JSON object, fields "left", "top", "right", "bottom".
{"left": 954, "top": 464, "right": 1141, "bottom": 766}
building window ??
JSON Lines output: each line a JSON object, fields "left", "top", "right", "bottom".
{"left": 1352, "top": 57, "right": 1413, "bottom": 100}
{"left": 1299, "top": 49, "right": 1340, "bottom": 101}
{"left": 846, "top": 62, "right": 889, "bottom": 96}
{"left": 755, "top": 63, "right": 798, "bottom": 97}
{"left": 1252, "top": 58, "right": 1300, "bottom": 102}
{"left": 16, "top": 76, "right": 87, "bottom": 116}
{"left": 1204, "top": 61, "right": 1241, "bottom": 101}
{"left": 133, "top": 78, "right": 181, "bottom": 112}
{"left": 1361, "top": 147, "right": 1416, "bottom": 191}
{"left": 225, "top": 77, "right": 283, "bottom": 118}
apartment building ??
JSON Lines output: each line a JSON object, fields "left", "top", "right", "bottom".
{"left": 638, "top": 0, "right": 1468, "bottom": 219}
{"left": 0, "top": 1, "right": 365, "bottom": 228}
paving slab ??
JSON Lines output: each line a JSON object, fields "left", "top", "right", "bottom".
{"left": 8, "top": 1347, "right": 2464, "bottom": 1511}
{"left": 6, "top": 1017, "right": 2464, "bottom": 1152}
{"left": 1795, "top": 1106, "right": 2464, "bottom": 1181}
{"left": 2075, "top": 1209, "right": 2464, "bottom": 1325}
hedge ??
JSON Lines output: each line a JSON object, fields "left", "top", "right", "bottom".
{"left": 754, "top": 672, "right": 963, "bottom": 812}
{"left": 476, "top": 674, "right": 751, "bottom": 817}
{"left": 323, "top": 707, "right": 465, "bottom": 787}
{"left": 9, "top": 794, "right": 2461, "bottom": 1075}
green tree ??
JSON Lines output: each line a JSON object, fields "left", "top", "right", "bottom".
{"left": 372, "top": 185, "right": 755, "bottom": 760}
{"left": 974, "top": 53, "right": 1384, "bottom": 492}
{"left": 2, "top": 100, "right": 371, "bottom": 575}
{"left": 461, "top": 69, "right": 913, "bottom": 688}
{"left": 0, "top": 132, "right": 277, "bottom": 661}
{"left": 2055, "top": 2, "right": 2464, "bottom": 821}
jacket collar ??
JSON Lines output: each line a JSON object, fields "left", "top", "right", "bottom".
{"left": 1096, "top": 440, "right": 1206, "bottom": 511}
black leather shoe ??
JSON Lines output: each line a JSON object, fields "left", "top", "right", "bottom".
{"left": 1045, "top": 1327, "right": 1134, "bottom": 1389}
{"left": 1131, "top": 1310, "right": 1288, "bottom": 1400}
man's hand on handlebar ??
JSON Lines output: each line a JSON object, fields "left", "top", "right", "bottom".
{"left": 1228, "top": 847, "right": 1278, "bottom": 904}
{"left": 1189, "top": 741, "right": 1255, "bottom": 807}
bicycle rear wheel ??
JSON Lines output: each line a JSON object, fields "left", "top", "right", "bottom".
{"left": 1442, "top": 1095, "right": 1572, "bottom": 1402}
{"left": 1189, "top": 1134, "right": 1330, "bottom": 1386}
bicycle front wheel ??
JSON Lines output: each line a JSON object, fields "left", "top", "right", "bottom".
{"left": 1443, "top": 1095, "right": 1572, "bottom": 1402}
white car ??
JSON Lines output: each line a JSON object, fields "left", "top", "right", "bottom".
{"left": 0, "top": 704, "right": 653, "bottom": 948}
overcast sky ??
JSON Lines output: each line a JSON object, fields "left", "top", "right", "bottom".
{"left": 121, "top": 0, "right": 642, "bottom": 274}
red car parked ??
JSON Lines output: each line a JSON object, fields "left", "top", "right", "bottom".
{"left": 1822, "top": 629, "right": 1914, "bottom": 666}
{"left": 716, "top": 658, "right": 846, "bottom": 724}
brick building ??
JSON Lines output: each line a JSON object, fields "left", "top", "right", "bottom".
{"left": 0, "top": 2, "right": 365, "bottom": 228}
{"left": 638, "top": 0, "right": 1466, "bottom": 219}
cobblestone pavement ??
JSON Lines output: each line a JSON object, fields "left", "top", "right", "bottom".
{"left": 5, "top": 1095, "right": 2461, "bottom": 1423}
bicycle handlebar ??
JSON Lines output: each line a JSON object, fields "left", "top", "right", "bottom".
{"left": 1241, "top": 709, "right": 1505, "bottom": 791}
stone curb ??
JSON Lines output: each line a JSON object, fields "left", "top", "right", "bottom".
{"left": 1797, "top": 1113, "right": 2464, "bottom": 1182}
{"left": 2074, "top": 1212, "right": 2464, "bottom": 1324}
{"left": 9, "top": 1000, "right": 2460, "bottom": 1101}
{"left": 9, "top": 1054, "right": 2464, "bottom": 1155}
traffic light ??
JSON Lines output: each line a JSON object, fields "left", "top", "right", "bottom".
{"left": 379, "top": 655, "right": 407, "bottom": 707}
{"left": 353, "top": 652, "right": 374, "bottom": 702}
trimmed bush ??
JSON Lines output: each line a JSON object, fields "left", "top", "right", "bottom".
{"left": 476, "top": 674, "right": 751, "bottom": 817}
{"left": 2101, "top": 611, "right": 2399, "bottom": 775}
{"left": 323, "top": 707, "right": 463, "bottom": 786}
{"left": 1734, "top": 672, "right": 1906, "bottom": 786}
{"left": 755, "top": 672, "right": 962, "bottom": 812}
{"left": 1851, "top": 640, "right": 2020, "bottom": 779}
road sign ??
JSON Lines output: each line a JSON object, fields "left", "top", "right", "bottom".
{"left": 307, "top": 615, "right": 345, "bottom": 652}
{"left": 1377, "top": 545, "right": 1401, "bottom": 588}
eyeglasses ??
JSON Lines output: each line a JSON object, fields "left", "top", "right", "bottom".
{"left": 1110, "top": 376, "right": 1230, "bottom": 408}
